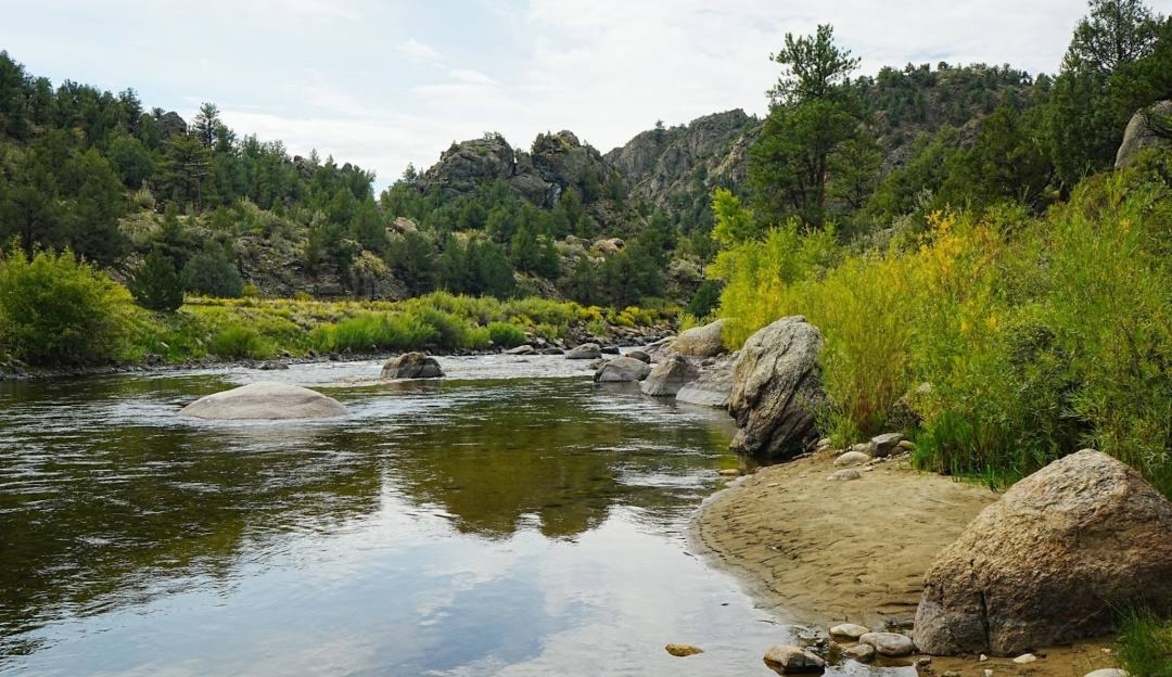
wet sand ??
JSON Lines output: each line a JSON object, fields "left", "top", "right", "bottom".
{"left": 691, "top": 450, "right": 1125, "bottom": 676}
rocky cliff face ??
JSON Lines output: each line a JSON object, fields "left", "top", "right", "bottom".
{"left": 605, "top": 109, "right": 758, "bottom": 207}
{"left": 418, "top": 131, "right": 618, "bottom": 206}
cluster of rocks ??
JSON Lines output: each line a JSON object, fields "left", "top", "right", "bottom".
{"left": 671, "top": 619, "right": 1128, "bottom": 676}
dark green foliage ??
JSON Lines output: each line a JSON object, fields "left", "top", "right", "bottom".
{"left": 0, "top": 246, "right": 130, "bottom": 365}
{"left": 387, "top": 231, "right": 438, "bottom": 296}
{"left": 181, "top": 243, "right": 244, "bottom": 298}
{"left": 128, "top": 249, "right": 183, "bottom": 311}
{"left": 686, "top": 280, "right": 723, "bottom": 319}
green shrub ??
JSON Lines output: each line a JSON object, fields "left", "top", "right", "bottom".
{"left": 128, "top": 250, "right": 183, "bottom": 312}
{"left": 208, "top": 324, "right": 274, "bottom": 360}
{"left": 181, "top": 244, "right": 244, "bottom": 298}
{"left": 486, "top": 321, "right": 526, "bottom": 348}
{"left": 0, "top": 247, "right": 133, "bottom": 365}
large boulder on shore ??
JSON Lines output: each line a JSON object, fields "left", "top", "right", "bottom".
{"left": 728, "top": 317, "right": 824, "bottom": 463}
{"left": 676, "top": 353, "right": 736, "bottom": 408}
{"left": 566, "top": 343, "right": 602, "bottom": 360}
{"left": 915, "top": 449, "right": 1172, "bottom": 656}
{"left": 1115, "top": 100, "right": 1172, "bottom": 169}
{"left": 641, "top": 354, "right": 700, "bottom": 397}
{"left": 669, "top": 319, "right": 726, "bottom": 358}
{"left": 593, "top": 356, "right": 652, "bottom": 383}
{"left": 381, "top": 352, "right": 444, "bottom": 379}
{"left": 179, "top": 382, "right": 348, "bottom": 420}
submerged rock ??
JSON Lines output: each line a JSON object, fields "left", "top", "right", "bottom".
{"left": 381, "top": 352, "right": 444, "bottom": 379}
{"left": 593, "top": 356, "right": 652, "bottom": 383}
{"left": 179, "top": 382, "right": 348, "bottom": 420}
{"left": 915, "top": 449, "right": 1172, "bottom": 656}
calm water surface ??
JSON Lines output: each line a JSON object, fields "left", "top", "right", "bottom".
{"left": 0, "top": 355, "right": 907, "bottom": 676}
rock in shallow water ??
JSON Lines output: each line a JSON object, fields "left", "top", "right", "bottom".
{"left": 843, "top": 644, "right": 876, "bottom": 662}
{"left": 594, "top": 356, "right": 652, "bottom": 383}
{"left": 664, "top": 643, "right": 703, "bottom": 657}
{"left": 381, "top": 352, "right": 444, "bottom": 379}
{"left": 829, "top": 623, "right": 870, "bottom": 640}
{"left": 763, "top": 645, "right": 826, "bottom": 674}
{"left": 858, "top": 632, "right": 914, "bottom": 657}
{"left": 179, "top": 382, "right": 349, "bottom": 420}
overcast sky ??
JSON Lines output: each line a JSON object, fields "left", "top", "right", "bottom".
{"left": 3, "top": 0, "right": 1170, "bottom": 188}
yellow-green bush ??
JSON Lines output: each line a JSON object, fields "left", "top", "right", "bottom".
{"left": 711, "top": 169, "right": 1172, "bottom": 494}
{"left": 0, "top": 247, "right": 134, "bottom": 366}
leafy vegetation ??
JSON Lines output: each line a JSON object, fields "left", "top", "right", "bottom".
{"left": 1118, "top": 607, "right": 1172, "bottom": 676}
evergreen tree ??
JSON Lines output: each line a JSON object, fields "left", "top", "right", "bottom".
{"left": 128, "top": 249, "right": 183, "bottom": 311}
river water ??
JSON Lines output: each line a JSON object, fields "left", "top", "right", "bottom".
{"left": 0, "top": 355, "right": 905, "bottom": 676}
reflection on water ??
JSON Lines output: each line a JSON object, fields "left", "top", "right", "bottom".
{"left": 0, "top": 357, "right": 911, "bottom": 676}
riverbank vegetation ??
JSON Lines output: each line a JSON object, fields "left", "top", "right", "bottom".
{"left": 706, "top": 0, "right": 1172, "bottom": 496}
{"left": 0, "top": 267, "right": 670, "bottom": 369}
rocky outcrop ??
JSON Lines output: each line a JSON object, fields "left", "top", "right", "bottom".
{"left": 381, "top": 352, "right": 444, "bottom": 379}
{"left": 915, "top": 449, "right": 1172, "bottom": 656}
{"left": 417, "top": 133, "right": 516, "bottom": 199}
{"left": 669, "top": 319, "right": 726, "bottom": 358}
{"left": 728, "top": 317, "right": 825, "bottom": 463}
{"left": 676, "top": 353, "right": 736, "bottom": 408}
{"left": 179, "top": 382, "right": 348, "bottom": 420}
{"left": 1115, "top": 100, "right": 1172, "bottom": 168}
{"left": 606, "top": 110, "right": 757, "bottom": 209}
{"left": 593, "top": 356, "right": 651, "bottom": 383}
{"left": 640, "top": 355, "right": 700, "bottom": 397}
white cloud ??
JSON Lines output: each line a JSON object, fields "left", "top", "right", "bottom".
{"left": 6, "top": 0, "right": 1172, "bottom": 190}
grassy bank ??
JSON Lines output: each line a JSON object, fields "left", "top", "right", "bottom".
{"left": 710, "top": 160, "right": 1172, "bottom": 497}
{"left": 0, "top": 260, "right": 674, "bottom": 371}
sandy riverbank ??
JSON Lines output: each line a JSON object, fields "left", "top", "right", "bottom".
{"left": 691, "top": 450, "right": 1123, "bottom": 676}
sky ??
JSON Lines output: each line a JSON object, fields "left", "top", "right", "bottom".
{"left": 2, "top": 0, "right": 1171, "bottom": 189}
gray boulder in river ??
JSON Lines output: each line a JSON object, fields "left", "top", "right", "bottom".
{"left": 669, "top": 319, "right": 726, "bottom": 358}
{"left": 728, "top": 317, "right": 824, "bottom": 463}
{"left": 915, "top": 449, "right": 1172, "bottom": 656}
{"left": 566, "top": 343, "right": 602, "bottom": 360}
{"left": 676, "top": 353, "right": 736, "bottom": 408}
{"left": 594, "top": 356, "right": 652, "bottom": 383}
{"left": 179, "top": 382, "right": 349, "bottom": 420}
{"left": 640, "top": 355, "right": 699, "bottom": 397}
{"left": 381, "top": 352, "right": 444, "bottom": 379}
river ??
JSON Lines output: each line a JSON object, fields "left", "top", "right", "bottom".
{"left": 0, "top": 355, "right": 908, "bottom": 676}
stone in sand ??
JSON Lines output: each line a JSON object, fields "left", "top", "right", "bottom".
{"left": 728, "top": 317, "right": 825, "bottom": 463}
{"left": 827, "top": 469, "right": 861, "bottom": 482}
{"left": 916, "top": 449, "right": 1172, "bottom": 656}
{"left": 870, "top": 432, "right": 903, "bottom": 457}
{"left": 179, "top": 382, "right": 348, "bottom": 420}
{"left": 834, "top": 451, "right": 871, "bottom": 467}
{"left": 1084, "top": 670, "right": 1129, "bottom": 677}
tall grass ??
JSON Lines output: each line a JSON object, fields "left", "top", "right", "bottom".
{"left": 1117, "top": 607, "right": 1172, "bottom": 677}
